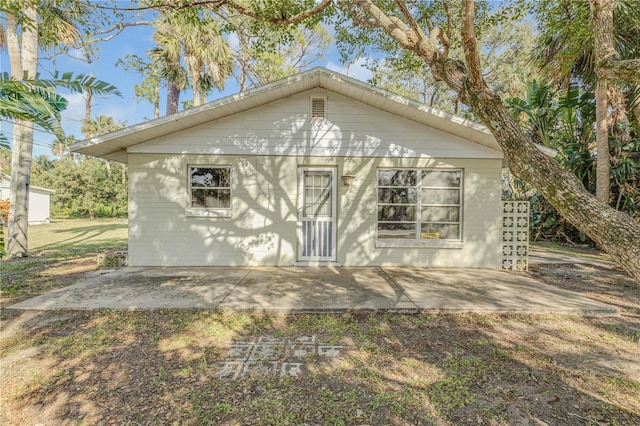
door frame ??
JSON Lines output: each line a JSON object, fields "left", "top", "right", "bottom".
{"left": 297, "top": 166, "right": 337, "bottom": 262}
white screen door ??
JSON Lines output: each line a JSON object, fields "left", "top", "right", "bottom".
{"left": 298, "top": 167, "right": 337, "bottom": 261}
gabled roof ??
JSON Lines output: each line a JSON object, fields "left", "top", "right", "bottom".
{"left": 71, "top": 67, "right": 502, "bottom": 163}
{"left": 0, "top": 172, "right": 55, "bottom": 194}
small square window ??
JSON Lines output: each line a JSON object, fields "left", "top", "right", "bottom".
{"left": 187, "top": 166, "right": 232, "bottom": 217}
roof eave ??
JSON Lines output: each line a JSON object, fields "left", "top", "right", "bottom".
{"left": 70, "top": 67, "right": 504, "bottom": 161}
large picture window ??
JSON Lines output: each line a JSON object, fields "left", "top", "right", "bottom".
{"left": 377, "top": 169, "right": 462, "bottom": 242}
{"left": 188, "top": 166, "right": 232, "bottom": 214}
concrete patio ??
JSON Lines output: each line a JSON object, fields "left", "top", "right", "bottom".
{"left": 7, "top": 266, "right": 618, "bottom": 317}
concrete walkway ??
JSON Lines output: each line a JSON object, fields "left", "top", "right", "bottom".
{"left": 8, "top": 266, "right": 617, "bottom": 317}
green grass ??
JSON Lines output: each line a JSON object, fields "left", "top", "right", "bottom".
{"left": 28, "top": 218, "right": 127, "bottom": 257}
{"left": 0, "top": 218, "right": 127, "bottom": 299}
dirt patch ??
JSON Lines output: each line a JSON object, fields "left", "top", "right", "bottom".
{"left": 0, "top": 256, "right": 96, "bottom": 306}
{"left": 1, "top": 258, "right": 639, "bottom": 425}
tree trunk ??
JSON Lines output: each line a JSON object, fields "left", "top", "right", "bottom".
{"left": 468, "top": 88, "right": 640, "bottom": 283}
{"left": 6, "top": 5, "right": 38, "bottom": 259}
{"left": 84, "top": 90, "right": 93, "bottom": 125}
{"left": 166, "top": 83, "right": 180, "bottom": 115}
{"left": 5, "top": 14, "right": 21, "bottom": 75}
{"left": 187, "top": 55, "right": 202, "bottom": 107}
{"left": 237, "top": 28, "right": 250, "bottom": 92}
{"left": 595, "top": 79, "right": 610, "bottom": 203}
{"left": 633, "top": 103, "right": 640, "bottom": 137}
{"left": 348, "top": 0, "right": 640, "bottom": 282}
{"left": 7, "top": 120, "right": 33, "bottom": 258}
{"left": 153, "top": 85, "right": 160, "bottom": 119}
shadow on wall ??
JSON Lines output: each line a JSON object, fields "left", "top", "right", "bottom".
{"left": 129, "top": 108, "right": 502, "bottom": 267}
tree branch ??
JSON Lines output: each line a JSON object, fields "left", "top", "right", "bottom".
{"left": 597, "top": 58, "right": 640, "bottom": 82}
{"left": 429, "top": 28, "right": 450, "bottom": 57}
{"left": 394, "top": 0, "right": 426, "bottom": 44}
{"left": 442, "top": 0, "right": 452, "bottom": 56}
{"left": 219, "top": 0, "right": 333, "bottom": 25}
{"left": 461, "top": 0, "right": 483, "bottom": 89}
{"left": 589, "top": 0, "right": 640, "bottom": 83}
{"left": 90, "top": 21, "right": 153, "bottom": 43}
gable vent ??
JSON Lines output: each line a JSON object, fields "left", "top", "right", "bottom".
{"left": 311, "top": 97, "right": 326, "bottom": 119}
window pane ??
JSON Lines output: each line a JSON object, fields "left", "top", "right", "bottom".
{"left": 421, "top": 223, "right": 460, "bottom": 240}
{"left": 304, "top": 187, "right": 331, "bottom": 217}
{"left": 422, "top": 170, "right": 461, "bottom": 187}
{"left": 378, "top": 205, "right": 416, "bottom": 221}
{"left": 191, "top": 189, "right": 231, "bottom": 208}
{"left": 377, "top": 188, "right": 417, "bottom": 204}
{"left": 421, "top": 206, "right": 460, "bottom": 222}
{"left": 304, "top": 202, "right": 331, "bottom": 217}
{"left": 190, "top": 167, "right": 230, "bottom": 188}
{"left": 308, "top": 174, "right": 317, "bottom": 189}
{"left": 378, "top": 223, "right": 416, "bottom": 239}
{"left": 422, "top": 188, "right": 460, "bottom": 205}
{"left": 377, "top": 170, "right": 416, "bottom": 186}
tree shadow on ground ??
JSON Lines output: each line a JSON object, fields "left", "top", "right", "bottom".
{"left": 1, "top": 306, "right": 638, "bottom": 425}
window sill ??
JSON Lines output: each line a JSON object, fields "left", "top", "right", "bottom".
{"left": 376, "top": 239, "right": 463, "bottom": 249}
{"left": 185, "top": 208, "right": 232, "bottom": 218}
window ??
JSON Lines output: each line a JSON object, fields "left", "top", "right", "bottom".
{"left": 377, "top": 169, "right": 462, "bottom": 243}
{"left": 187, "top": 166, "right": 232, "bottom": 217}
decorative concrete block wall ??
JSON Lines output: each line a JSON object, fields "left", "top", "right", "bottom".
{"left": 502, "top": 201, "right": 529, "bottom": 270}
{"left": 97, "top": 251, "right": 128, "bottom": 268}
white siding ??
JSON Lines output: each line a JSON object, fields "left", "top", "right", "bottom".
{"left": 0, "top": 175, "right": 52, "bottom": 224}
{"left": 128, "top": 89, "right": 502, "bottom": 160}
{"left": 126, "top": 88, "right": 503, "bottom": 267}
{"left": 128, "top": 154, "right": 502, "bottom": 268}
{"left": 28, "top": 188, "right": 52, "bottom": 224}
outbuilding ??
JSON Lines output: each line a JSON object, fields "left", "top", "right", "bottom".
{"left": 0, "top": 172, "right": 54, "bottom": 225}
{"left": 71, "top": 67, "right": 510, "bottom": 268}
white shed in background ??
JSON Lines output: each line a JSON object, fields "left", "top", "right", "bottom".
{"left": 0, "top": 172, "right": 54, "bottom": 225}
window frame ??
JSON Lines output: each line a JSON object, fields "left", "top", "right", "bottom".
{"left": 185, "top": 165, "right": 233, "bottom": 218}
{"left": 375, "top": 168, "right": 464, "bottom": 249}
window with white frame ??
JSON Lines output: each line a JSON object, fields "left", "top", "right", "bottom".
{"left": 189, "top": 166, "right": 232, "bottom": 211}
{"left": 377, "top": 169, "right": 462, "bottom": 241}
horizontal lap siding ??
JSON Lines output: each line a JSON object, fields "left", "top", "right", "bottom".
{"left": 128, "top": 154, "right": 298, "bottom": 266}
{"left": 128, "top": 89, "right": 502, "bottom": 160}
{"left": 127, "top": 89, "right": 502, "bottom": 267}
{"left": 129, "top": 154, "right": 502, "bottom": 267}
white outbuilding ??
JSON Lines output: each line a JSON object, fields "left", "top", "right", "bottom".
{"left": 0, "top": 172, "right": 54, "bottom": 225}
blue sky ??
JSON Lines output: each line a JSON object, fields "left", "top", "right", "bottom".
{"left": 1, "top": 12, "right": 372, "bottom": 158}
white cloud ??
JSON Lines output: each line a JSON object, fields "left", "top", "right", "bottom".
{"left": 59, "top": 93, "right": 142, "bottom": 138}
{"left": 326, "top": 57, "right": 373, "bottom": 81}
{"left": 60, "top": 92, "right": 87, "bottom": 137}
{"left": 227, "top": 32, "right": 240, "bottom": 52}
{"left": 98, "top": 103, "right": 140, "bottom": 126}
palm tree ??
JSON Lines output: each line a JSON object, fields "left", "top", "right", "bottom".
{"left": 82, "top": 115, "right": 126, "bottom": 138}
{"left": 534, "top": 0, "right": 640, "bottom": 203}
{"left": 1, "top": 72, "right": 121, "bottom": 141}
{"left": 33, "top": 154, "right": 53, "bottom": 173}
{"left": 51, "top": 135, "right": 78, "bottom": 161}
{"left": 151, "top": 8, "right": 234, "bottom": 113}
{"left": 82, "top": 115, "right": 127, "bottom": 177}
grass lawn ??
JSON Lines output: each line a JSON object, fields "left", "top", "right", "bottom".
{"left": 1, "top": 223, "right": 639, "bottom": 424}
{"left": 1, "top": 218, "right": 127, "bottom": 299}
{"left": 28, "top": 218, "right": 127, "bottom": 257}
